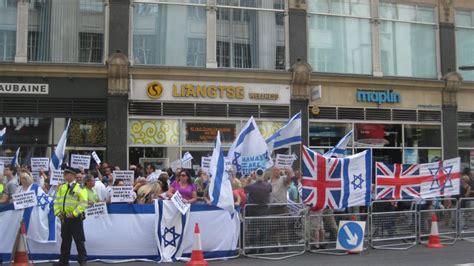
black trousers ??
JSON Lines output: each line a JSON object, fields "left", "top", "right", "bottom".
{"left": 59, "top": 217, "right": 87, "bottom": 264}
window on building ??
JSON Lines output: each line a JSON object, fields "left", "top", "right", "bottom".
{"left": 79, "top": 32, "right": 103, "bottom": 63}
{"left": 379, "top": 2, "right": 437, "bottom": 78}
{"left": 28, "top": 0, "right": 106, "bottom": 63}
{"left": 276, "top": 46, "right": 285, "bottom": 70}
{"left": 216, "top": 0, "right": 285, "bottom": 70}
{"left": 0, "top": 0, "right": 17, "bottom": 62}
{"left": 308, "top": 0, "right": 372, "bottom": 75}
{"left": 456, "top": 10, "right": 474, "bottom": 81}
{"left": 133, "top": 3, "right": 206, "bottom": 67}
{"left": 187, "top": 38, "right": 206, "bottom": 67}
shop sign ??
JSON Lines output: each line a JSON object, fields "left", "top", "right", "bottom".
{"left": 185, "top": 122, "right": 236, "bottom": 143}
{"left": 356, "top": 89, "right": 400, "bottom": 105}
{"left": 133, "top": 80, "right": 290, "bottom": 104}
{"left": 0, "top": 83, "right": 49, "bottom": 95}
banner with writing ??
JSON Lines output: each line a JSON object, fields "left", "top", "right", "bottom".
{"left": 201, "top": 156, "right": 211, "bottom": 174}
{"left": 86, "top": 202, "right": 108, "bottom": 219}
{"left": 275, "top": 154, "right": 297, "bottom": 168}
{"left": 31, "top": 172, "right": 41, "bottom": 184}
{"left": 170, "top": 159, "right": 182, "bottom": 172}
{"left": 0, "top": 157, "right": 12, "bottom": 166}
{"left": 171, "top": 191, "right": 191, "bottom": 215}
{"left": 50, "top": 170, "right": 65, "bottom": 186}
{"left": 113, "top": 171, "right": 135, "bottom": 186}
{"left": 13, "top": 191, "right": 38, "bottom": 210}
{"left": 111, "top": 186, "right": 135, "bottom": 203}
{"left": 70, "top": 154, "right": 91, "bottom": 170}
{"left": 31, "top": 157, "right": 49, "bottom": 172}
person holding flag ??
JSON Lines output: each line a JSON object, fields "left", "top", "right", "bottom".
{"left": 0, "top": 127, "right": 5, "bottom": 145}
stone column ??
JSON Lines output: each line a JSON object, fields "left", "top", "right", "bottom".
{"left": 15, "top": 0, "right": 28, "bottom": 63}
{"left": 442, "top": 72, "right": 462, "bottom": 160}
{"left": 206, "top": 0, "right": 217, "bottom": 68}
{"left": 370, "top": 0, "right": 382, "bottom": 77}
{"left": 439, "top": 0, "right": 456, "bottom": 75}
{"left": 109, "top": 0, "right": 130, "bottom": 56}
{"left": 290, "top": 60, "right": 312, "bottom": 169}
{"left": 288, "top": 0, "right": 307, "bottom": 66}
{"left": 107, "top": 52, "right": 129, "bottom": 169}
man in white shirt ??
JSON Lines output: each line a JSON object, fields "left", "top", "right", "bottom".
{"left": 146, "top": 164, "right": 158, "bottom": 183}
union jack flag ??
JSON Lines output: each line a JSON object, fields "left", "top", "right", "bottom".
{"left": 376, "top": 162, "right": 423, "bottom": 200}
{"left": 302, "top": 146, "right": 342, "bottom": 211}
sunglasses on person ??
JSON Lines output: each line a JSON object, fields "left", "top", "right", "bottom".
{"left": 180, "top": 174, "right": 188, "bottom": 177}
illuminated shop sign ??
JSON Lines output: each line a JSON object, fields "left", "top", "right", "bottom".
{"left": 356, "top": 89, "right": 401, "bottom": 105}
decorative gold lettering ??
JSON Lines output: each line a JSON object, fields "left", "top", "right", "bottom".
{"left": 196, "top": 85, "right": 207, "bottom": 97}
{"left": 208, "top": 86, "right": 217, "bottom": 97}
{"left": 235, "top": 86, "right": 244, "bottom": 99}
{"left": 227, "top": 86, "right": 236, "bottom": 98}
{"left": 172, "top": 84, "right": 180, "bottom": 97}
{"left": 185, "top": 84, "right": 196, "bottom": 97}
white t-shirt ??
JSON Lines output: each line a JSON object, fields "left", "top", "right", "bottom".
{"left": 94, "top": 178, "right": 107, "bottom": 202}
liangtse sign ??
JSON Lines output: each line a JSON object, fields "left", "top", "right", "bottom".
{"left": 356, "top": 89, "right": 401, "bottom": 105}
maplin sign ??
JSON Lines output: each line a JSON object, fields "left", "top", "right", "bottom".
{"left": 356, "top": 89, "right": 401, "bottom": 105}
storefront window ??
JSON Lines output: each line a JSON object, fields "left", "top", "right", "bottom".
{"left": 257, "top": 121, "right": 284, "bottom": 140}
{"left": 379, "top": 2, "right": 436, "bottom": 78}
{"left": 309, "top": 123, "right": 352, "bottom": 147}
{"left": 133, "top": 2, "right": 207, "bottom": 66}
{"left": 0, "top": 116, "right": 51, "bottom": 145}
{"left": 459, "top": 149, "right": 474, "bottom": 171}
{"left": 354, "top": 123, "right": 401, "bottom": 147}
{"left": 404, "top": 124, "right": 441, "bottom": 147}
{"left": 185, "top": 122, "right": 236, "bottom": 144}
{"left": 68, "top": 119, "right": 106, "bottom": 146}
{"left": 404, "top": 148, "right": 441, "bottom": 164}
{"left": 456, "top": 10, "right": 474, "bottom": 81}
{"left": 459, "top": 125, "right": 474, "bottom": 147}
{"left": 308, "top": 0, "right": 372, "bottom": 75}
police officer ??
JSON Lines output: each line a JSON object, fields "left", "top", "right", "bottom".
{"left": 53, "top": 166, "right": 88, "bottom": 266}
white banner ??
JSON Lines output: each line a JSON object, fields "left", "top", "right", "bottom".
{"left": 13, "top": 190, "right": 38, "bottom": 210}
{"left": 0, "top": 156, "right": 12, "bottom": 166}
{"left": 171, "top": 191, "right": 191, "bottom": 215}
{"left": 420, "top": 157, "right": 461, "bottom": 198}
{"left": 31, "top": 157, "right": 49, "bottom": 172}
{"left": 70, "top": 154, "right": 91, "bottom": 170}
{"left": 91, "top": 151, "right": 101, "bottom": 165}
{"left": 201, "top": 156, "right": 211, "bottom": 174}
{"left": 113, "top": 171, "right": 135, "bottom": 186}
{"left": 111, "top": 186, "right": 135, "bottom": 203}
{"left": 275, "top": 154, "right": 296, "bottom": 168}
{"left": 86, "top": 202, "right": 108, "bottom": 219}
{"left": 50, "top": 170, "right": 65, "bottom": 186}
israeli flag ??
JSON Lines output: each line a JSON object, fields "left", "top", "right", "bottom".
{"left": 50, "top": 119, "right": 71, "bottom": 170}
{"left": 228, "top": 117, "right": 273, "bottom": 175}
{"left": 266, "top": 111, "right": 302, "bottom": 152}
{"left": 340, "top": 149, "right": 372, "bottom": 208}
{"left": 155, "top": 199, "right": 189, "bottom": 262}
{"left": 24, "top": 183, "right": 56, "bottom": 243}
{"left": 0, "top": 127, "right": 5, "bottom": 145}
{"left": 11, "top": 147, "right": 20, "bottom": 167}
{"left": 209, "top": 131, "right": 234, "bottom": 214}
{"left": 324, "top": 130, "right": 353, "bottom": 158}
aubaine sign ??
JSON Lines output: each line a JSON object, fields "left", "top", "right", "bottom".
{"left": 0, "top": 83, "right": 49, "bottom": 95}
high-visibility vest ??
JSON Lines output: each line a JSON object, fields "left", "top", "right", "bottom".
{"left": 0, "top": 183, "right": 3, "bottom": 194}
{"left": 54, "top": 182, "right": 88, "bottom": 218}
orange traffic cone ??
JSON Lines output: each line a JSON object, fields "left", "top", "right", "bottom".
{"left": 12, "top": 221, "right": 33, "bottom": 266}
{"left": 426, "top": 214, "right": 444, "bottom": 248}
{"left": 186, "top": 223, "right": 208, "bottom": 266}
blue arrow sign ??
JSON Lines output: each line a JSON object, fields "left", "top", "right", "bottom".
{"left": 338, "top": 222, "right": 364, "bottom": 250}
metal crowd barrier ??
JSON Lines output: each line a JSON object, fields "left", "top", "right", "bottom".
{"left": 242, "top": 203, "right": 306, "bottom": 260}
{"left": 370, "top": 200, "right": 417, "bottom": 250}
{"left": 418, "top": 198, "right": 458, "bottom": 245}
{"left": 459, "top": 197, "right": 474, "bottom": 242}
{"left": 307, "top": 209, "right": 369, "bottom": 255}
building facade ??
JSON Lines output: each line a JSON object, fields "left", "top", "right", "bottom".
{"left": 1, "top": 0, "right": 474, "bottom": 171}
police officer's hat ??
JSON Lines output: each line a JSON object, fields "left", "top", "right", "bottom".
{"left": 63, "top": 165, "right": 80, "bottom": 175}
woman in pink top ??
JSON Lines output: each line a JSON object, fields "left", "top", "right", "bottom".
{"left": 167, "top": 170, "right": 198, "bottom": 204}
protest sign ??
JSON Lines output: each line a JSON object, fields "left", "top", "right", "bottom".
{"left": 0, "top": 162, "right": 4, "bottom": 176}
{"left": 31, "top": 172, "right": 41, "bottom": 184}
{"left": 171, "top": 191, "right": 190, "bottom": 215}
{"left": 111, "top": 186, "right": 135, "bottom": 203}
{"left": 50, "top": 170, "right": 65, "bottom": 186}
{"left": 170, "top": 159, "right": 182, "bottom": 172}
{"left": 13, "top": 190, "right": 38, "bottom": 210}
{"left": 201, "top": 156, "right": 211, "bottom": 174}
{"left": 91, "top": 151, "right": 101, "bottom": 165}
{"left": 31, "top": 157, "right": 49, "bottom": 172}
{"left": 275, "top": 154, "right": 297, "bottom": 168}
{"left": 113, "top": 170, "right": 135, "bottom": 186}
{"left": 86, "top": 202, "right": 108, "bottom": 219}
{"left": 0, "top": 157, "right": 12, "bottom": 166}
{"left": 70, "top": 154, "right": 91, "bottom": 170}
{"left": 181, "top": 152, "right": 193, "bottom": 169}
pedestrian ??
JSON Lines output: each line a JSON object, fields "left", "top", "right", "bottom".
{"left": 53, "top": 166, "right": 88, "bottom": 266}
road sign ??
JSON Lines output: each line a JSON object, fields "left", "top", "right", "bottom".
{"left": 336, "top": 220, "right": 366, "bottom": 252}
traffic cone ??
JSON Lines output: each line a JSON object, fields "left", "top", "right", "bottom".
{"left": 186, "top": 223, "right": 208, "bottom": 266}
{"left": 12, "top": 221, "right": 33, "bottom": 266}
{"left": 426, "top": 214, "right": 444, "bottom": 248}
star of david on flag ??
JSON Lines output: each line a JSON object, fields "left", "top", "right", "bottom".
{"left": 163, "top": 226, "right": 180, "bottom": 248}
{"left": 420, "top": 157, "right": 461, "bottom": 198}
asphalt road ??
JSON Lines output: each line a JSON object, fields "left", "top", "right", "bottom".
{"left": 35, "top": 240, "right": 474, "bottom": 266}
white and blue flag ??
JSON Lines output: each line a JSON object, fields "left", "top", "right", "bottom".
{"left": 228, "top": 117, "right": 273, "bottom": 175}
{"left": 209, "top": 131, "right": 234, "bottom": 214}
{"left": 0, "top": 127, "right": 5, "bottom": 145}
{"left": 324, "top": 130, "right": 353, "bottom": 158}
{"left": 155, "top": 199, "right": 189, "bottom": 262}
{"left": 340, "top": 149, "right": 372, "bottom": 208}
{"left": 11, "top": 147, "right": 20, "bottom": 167}
{"left": 266, "top": 112, "right": 302, "bottom": 152}
{"left": 50, "top": 119, "right": 71, "bottom": 170}
{"left": 24, "top": 183, "right": 56, "bottom": 243}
